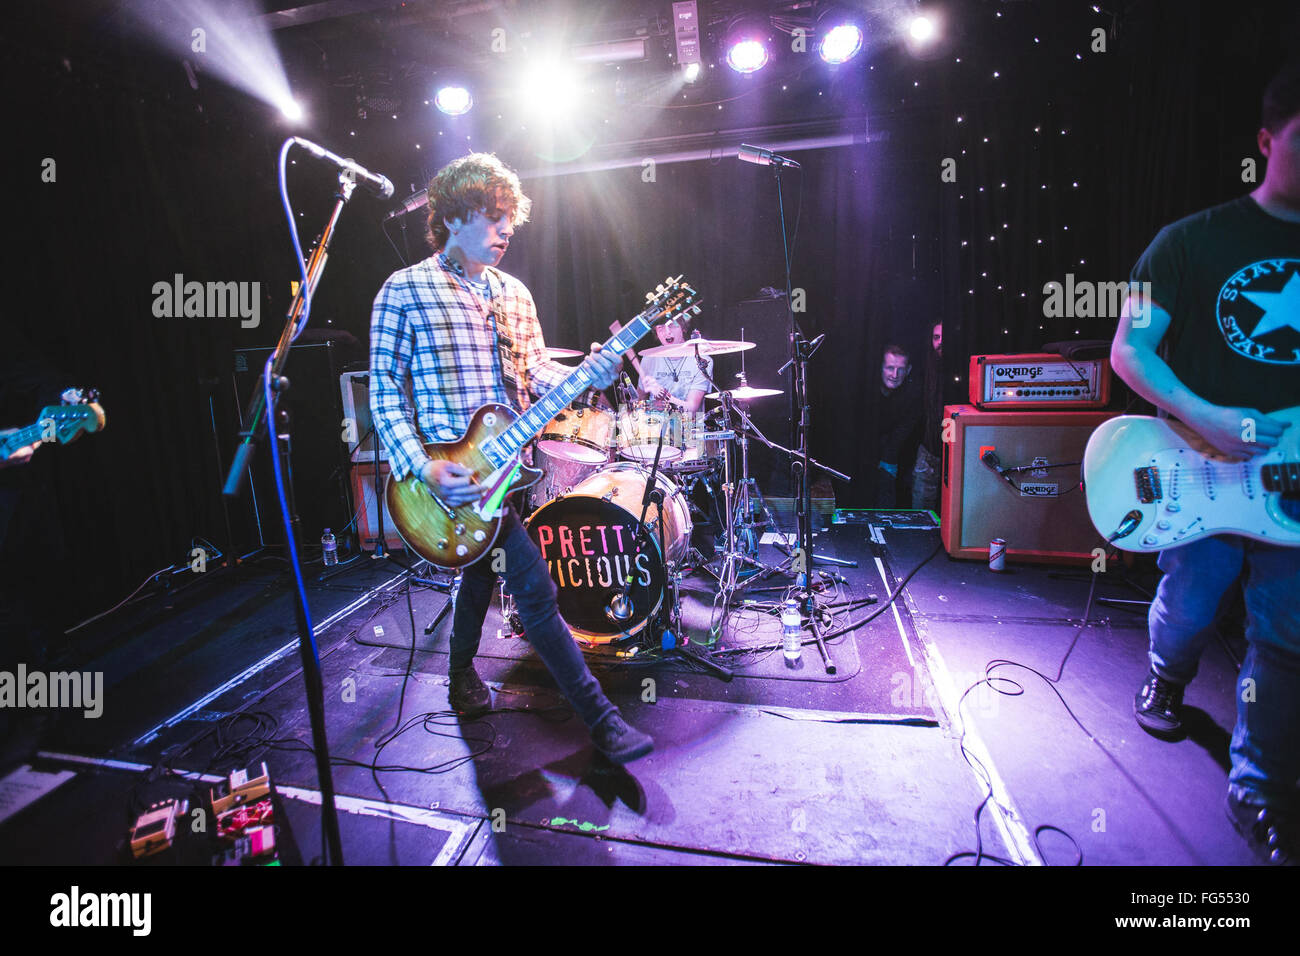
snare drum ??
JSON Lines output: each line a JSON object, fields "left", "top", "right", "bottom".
{"left": 525, "top": 462, "right": 692, "bottom": 643}
{"left": 537, "top": 397, "right": 614, "bottom": 464}
{"left": 616, "top": 401, "right": 684, "bottom": 463}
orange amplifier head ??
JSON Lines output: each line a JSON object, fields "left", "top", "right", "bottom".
{"left": 968, "top": 353, "right": 1110, "bottom": 409}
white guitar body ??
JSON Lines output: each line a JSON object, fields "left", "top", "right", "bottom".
{"left": 1083, "top": 407, "right": 1300, "bottom": 552}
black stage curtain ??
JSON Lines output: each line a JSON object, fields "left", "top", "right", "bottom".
{"left": 5, "top": 1, "right": 1298, "bottom": 636}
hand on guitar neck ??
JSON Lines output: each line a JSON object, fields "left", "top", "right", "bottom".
{"left": 0, "top": 431, "right": 39, "bottom": 469}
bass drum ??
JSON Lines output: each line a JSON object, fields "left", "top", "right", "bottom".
{"left": 525, "top": 463, "right": 692, "bottom": 644}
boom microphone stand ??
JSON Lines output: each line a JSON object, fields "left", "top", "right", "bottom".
{"left": 742, "top": 146, "right": 850, "bottom": 674}
{"left": 223, "top": 168, "right": 358, "bottom": 865}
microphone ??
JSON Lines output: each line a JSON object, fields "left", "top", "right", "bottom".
{"left": 619, "top": 371, "right": 637, "bottom": 404}
{"left": 737, "top": 143, "right": 802, "bottom": 169}
{"left": 291, "top": 137, "right": 394, "bottom": 199}
{"left": 981, "top": 449, "right": 1017, "bottom": 488}
{"left": 606, "top": 593, "right": 633, "bottom": 622}
{"left": 384, "top": 188, "right": 429, "bottom": 221}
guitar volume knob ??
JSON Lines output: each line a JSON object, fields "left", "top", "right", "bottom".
{"left": 437, "top": 538, "right": 449, "bottom": 550}
{"left": 456, "top": 544, "right": 469, "bottom": 557}
{"left": 473, "top": 530, "right": 486, "bottom": 542}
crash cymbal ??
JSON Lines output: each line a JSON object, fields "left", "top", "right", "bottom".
{"left": 706, "top": 385, "right": 784, "bottom": 401}
{"left": 545, "top": 347, "right": 584, "bottom": 359}
{"left": 640, "top": 338, "right": 756, "bottom": 359}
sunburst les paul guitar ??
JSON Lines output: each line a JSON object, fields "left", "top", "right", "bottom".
{"left": 386, "top": 276, "right": 701, "bottom": 569}
{"left": 1083, "top": 407, "right": 1300, "bottom": 551}
{"left": 1, "top": 388, "right": 106, "bottom": 460}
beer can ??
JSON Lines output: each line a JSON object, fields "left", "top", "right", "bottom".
{"left": 989, "top": 537, "right": 1007, "bottom": 572}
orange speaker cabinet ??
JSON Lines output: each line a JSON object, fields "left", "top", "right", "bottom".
{"left": 940, "top": 404, "right": 1118, "bottom": 565}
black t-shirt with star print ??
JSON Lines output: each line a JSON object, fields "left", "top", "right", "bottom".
{"left": 1131, "top": 195, "right": 1300, "bottom": 414}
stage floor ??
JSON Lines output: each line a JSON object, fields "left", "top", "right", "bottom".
{"left": 0, "top": 516, "right": 1258, "bottom": 865}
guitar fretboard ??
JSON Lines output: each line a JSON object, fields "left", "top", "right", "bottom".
{"left": 483, "top": 311, "right": 657, "bottom": 466}
{"left": 0, "top": 424, "right": 42, "bottom": 457}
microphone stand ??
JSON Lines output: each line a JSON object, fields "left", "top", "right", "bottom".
{"left": 768, "top": 159, "right": 838, "bottom": 673}
{"left": 221, "top": 171, "right": 353, "bottom": 864}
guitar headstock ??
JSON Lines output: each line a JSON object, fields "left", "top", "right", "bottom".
{"left": 40, "top": 388, "right": 106, "bottom": 444}
{"left": 642, "top": 275, "right": 702, "bottom": 329}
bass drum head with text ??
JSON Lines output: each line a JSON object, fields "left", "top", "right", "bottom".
{"left": 525, "top": 463, "right": 691, "bottom": 643}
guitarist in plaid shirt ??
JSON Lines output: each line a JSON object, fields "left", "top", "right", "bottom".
{"left": 369, "top": 153, "right": 653, "bottom": 763}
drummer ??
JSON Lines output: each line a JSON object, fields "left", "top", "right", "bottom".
{"left": 637, "top": 314, "right": 713, "bottom": 413}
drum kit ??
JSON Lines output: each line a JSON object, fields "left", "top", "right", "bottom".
{"left": 517, "top": 336, "right": 786, "bottom": 645}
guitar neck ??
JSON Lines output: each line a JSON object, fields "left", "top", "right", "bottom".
{"left": 492, "top": 314, "right": 655, "bottom": 460}
{"left": 0, "top": 424, "right": 43, "bottom": 458}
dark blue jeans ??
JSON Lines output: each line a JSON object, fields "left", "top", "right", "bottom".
{"left": 448, "top": 504, "right": 617, "bottom": 730}
{"left": 1148, "top": 534, "right": 1300, "bottom": 808}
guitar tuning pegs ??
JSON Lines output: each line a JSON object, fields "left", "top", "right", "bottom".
{"left": 645, "top": 292, "right": 655, "bottom": 302}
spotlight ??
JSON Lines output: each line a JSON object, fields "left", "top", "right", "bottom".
{"left": 909, "top": 15, "right": 936, "bottom": 43}
{"left": 434, "top": 86, "right": 472, "bottom": 116}
{"left": 724, "top": 14, "right": 771, "bottom": 74}
{"left": 280, "top": 98, "right": 304, "bottom": 122}
{"left": 520, "top": 61, "right": 581, "bottom": 120}
{"left": 684, "top": 62, "right": 701, "bottom": 83}
{"left": 818, "top": 23, "right": 864, "bottom": 64}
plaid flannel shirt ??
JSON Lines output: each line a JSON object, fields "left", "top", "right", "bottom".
{"left": 369, "top": 252, "right": 571, "bottom": 480}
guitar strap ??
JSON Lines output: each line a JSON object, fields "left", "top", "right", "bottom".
{"left": 482, "top": 270, "right": 532, "bottom": 415}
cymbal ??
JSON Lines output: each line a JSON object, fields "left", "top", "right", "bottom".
{"left": 640, "top": 338, "right": 755, "bottom": 359}
{"left": 545, "top": 347, "right": 584, "bottom": 359}
{"left": 706, "top": 385, "right": 784, "bottom": 401}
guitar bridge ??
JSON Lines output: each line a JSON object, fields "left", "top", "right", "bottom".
{"left": 1134, "top": 466, "right": 1161, "bottom": 504}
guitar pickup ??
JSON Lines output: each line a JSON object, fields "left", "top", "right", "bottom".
{"left": 1134, "top": 466, "right": 1161, "bottom": 504}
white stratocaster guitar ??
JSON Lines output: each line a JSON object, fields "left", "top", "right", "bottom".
{"left": 1083, "top": 406, "right": 1300, "bottom": 551}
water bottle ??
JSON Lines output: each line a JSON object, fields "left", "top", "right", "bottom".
{"left": 321, "top": 528, "right": 338, "bottom": 566}
{"left": 781, "top": 599, "right": 802, "bottom": 666}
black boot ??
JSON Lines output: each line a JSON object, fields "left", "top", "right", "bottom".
{"left": 448, "top": 666, "right": 491, "bottom": 716}
{"left": 1134, "top": 669, "right": 1185, "bottom": 735}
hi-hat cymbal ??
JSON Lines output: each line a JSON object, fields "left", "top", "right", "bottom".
{"left": 640, "top": 338, "right": 756, "bottom": 359}
{"left": 545, "top": 347, "right": 584, "bottom": 359}
{"left": 706, "top": 385, "right": 784, "bottom": 401}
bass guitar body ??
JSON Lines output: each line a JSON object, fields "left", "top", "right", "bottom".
{"left": 384, "top": 403, "right": 540, "bottom": 569}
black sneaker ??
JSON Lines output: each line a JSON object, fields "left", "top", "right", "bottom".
{"left": 591, "top": 712, "right": 653, "bottom": 764}
{"left": 1226, "top": 793, "right": 1297, "bottom": 866}
{"left": 1134, "top": 669, "right": 1185, "bottom": 735}
{"left": 448, "top": 666, "right": 491, "bottom": 716}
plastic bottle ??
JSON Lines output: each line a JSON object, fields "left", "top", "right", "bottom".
{"left": 322, "top": 528, "right": 338, "bottom": 566}
{"left": 781, "top": 599, "right": 802, "bottom": 665}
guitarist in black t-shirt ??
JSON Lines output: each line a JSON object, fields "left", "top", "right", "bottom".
{"left": 1110, "top": 61, "right": 1300, "bottom": 864}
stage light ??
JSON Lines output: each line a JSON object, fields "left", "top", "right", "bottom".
{"left": 724, "top": 14, "right": 771, "bottom": 74}
{"left": 434, "top": 86, "right": 472, "bottom": 116}
{"left": 520, "top": 61, "right": 581, "bottom": 121}
{"left": 684, "top": 62, "right": 701, "bottom": 82}
{"left": 818, "top": 23, "right": 864, "bottom": 64}
{"left": 280, "top": 98, "right": 304, "bottom": 121}
{"left": 909, "top": 15, "right": 936, "bottom": 43}
{"left": 726, "top": 39, "right": 768, "bottom": 73}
